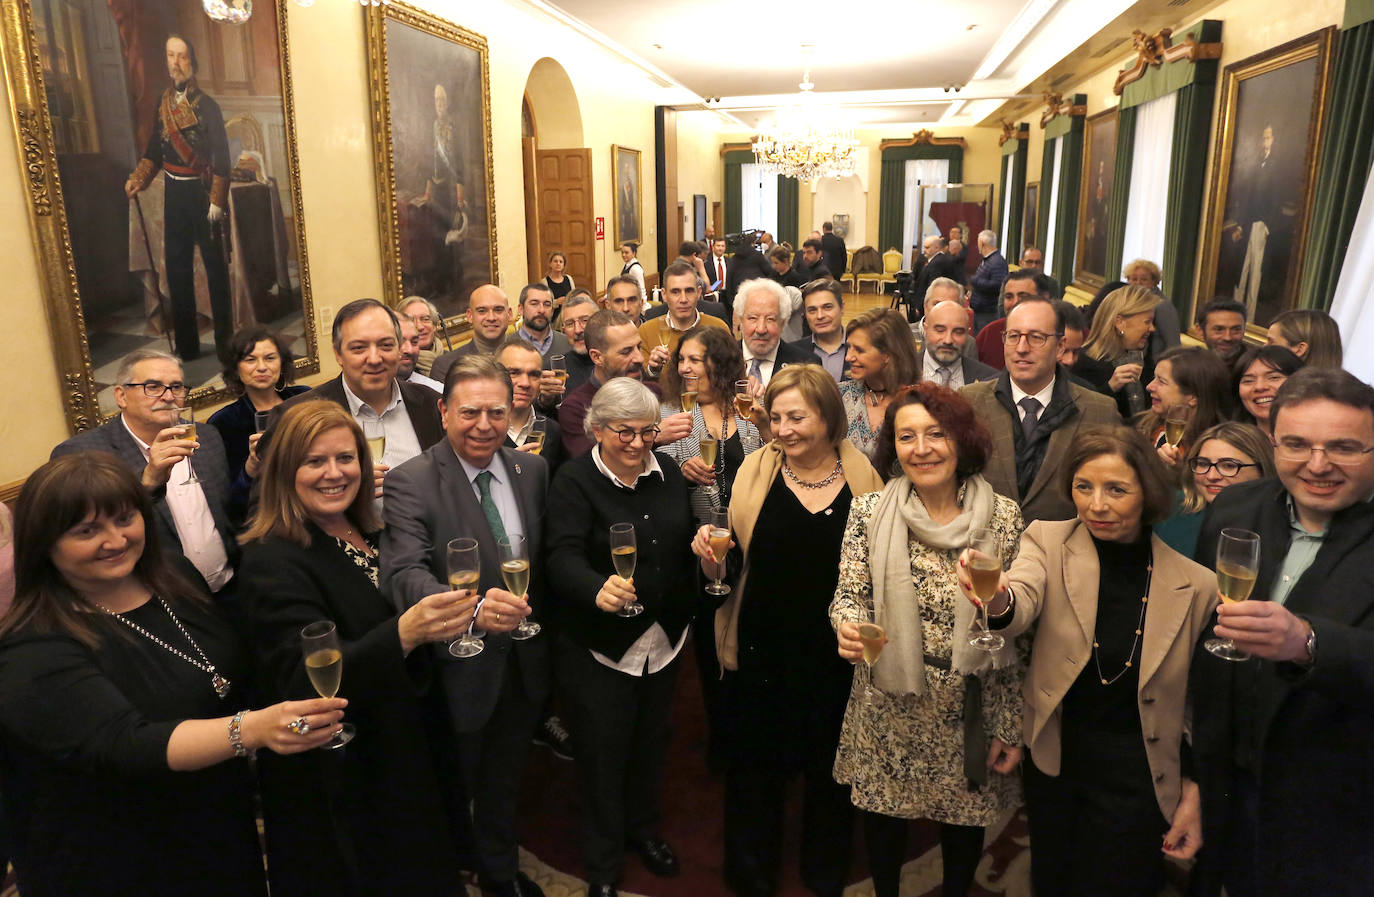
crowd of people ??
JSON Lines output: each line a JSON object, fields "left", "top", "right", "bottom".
{"left": 0, "top": 229, "right": 1370, "bottom": 897}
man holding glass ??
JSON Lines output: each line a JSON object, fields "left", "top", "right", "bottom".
{"left": 381, "top": 353, "right": 551, "bottom": 897}
{"left": 1190, "top": 366, "right": 1374, "bottom": 897}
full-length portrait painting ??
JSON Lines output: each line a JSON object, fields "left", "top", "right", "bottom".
{"left": 1197, "top": 28, "right": 1333, "bottom": 331}
{"left": 613, "top": 144, "right": 641, "bottom": 246}
{"left": 1023, "top": 181, "right": 1039, "bottom": 251}
{"left": 1074, "top": 108, "right": 1118, "bottom": 290}
{"left": 1, "top": 0, "right": 316, "bottom": 426}
{"left": 367, "top": 2, "right": 495, "bottom": 317}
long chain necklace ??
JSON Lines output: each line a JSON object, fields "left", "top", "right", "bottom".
{"left": 96, "top": 596, "right": 231, "bottom": 699}
{"left": 1092, "top": 564, "right": 1152, "bottom": 686}
{"left": 782, "top": 458, "right": 844, "bottom": 489}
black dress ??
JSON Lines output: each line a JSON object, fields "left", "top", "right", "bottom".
{"left": 207, "top": 385, "right": 310, "bottom": 520}
{"left": 724, "top": 476, "right": 855, "bottom": 897}
{"left": 0, "top": 597, "right": 266, "bottom": 897}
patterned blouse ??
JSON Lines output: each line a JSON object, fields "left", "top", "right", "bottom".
{"left": 829, "top": 487, "right": 1026, "bottom": 826}
{"left": 334, "top": 534, "right": 380, "bottom": 588}
{"left": 838, "top": 379, "right": 881, "bottom": 462}
{"left": 657, "top": 401, "right": 765, "bottom": 525}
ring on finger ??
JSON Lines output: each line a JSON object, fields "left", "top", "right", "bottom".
{"left": 287, "top": 717, "right": 311, "bottom": 736}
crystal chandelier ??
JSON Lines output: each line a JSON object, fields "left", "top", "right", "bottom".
{"left": 751, "top": 48, "right": 857, "bottom": 182}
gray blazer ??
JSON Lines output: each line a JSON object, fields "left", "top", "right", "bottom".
{"left": 915, "top": 350, "right": 999, "bottom": 384}
{"left": 51, "top": 414, "right": 239, "bottom": 565}
{"left": 380, "top": 442, "right": 551, "bottom": 733}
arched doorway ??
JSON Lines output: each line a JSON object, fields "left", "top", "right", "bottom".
{"left": 522, "top": 58, "right": 593, "bottom": 290}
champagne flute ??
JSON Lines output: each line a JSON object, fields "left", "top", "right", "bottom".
{"left": 1164, "top": 405, "right": 1190, "bottom": 448}
{"left": 549, "top": 355, "right": 568, "bottom": 407}
{"left": 705, "top": 509, "right": 732, "bottom": 597}
{"left": 734, "top": 380, "right": 755, "bottom": 420}
{"left": 699, "top": 436, "right": 719, "bottom": 469}
{"left": 1205, "top": 527, "right": 1261, "bottom": 662}
{"left": 967, "top": 527, "right": 1006, "bottom": 651}
{"left": 499, "top": 534, "right": 541, "bottom": 640}
{"left": 857, "top": 622, "right": 887, "bottom": 705}
{"left": 363, "top": 418, "right": 386, "bottom": 467}
{"left": 610, "top": 523, "right": 643, "bottom": 617}
{"left": 446, "top": 537, "right": 485, "bottom": 658}
{"left": 524, "top": 418, "right": 547, "bottom": 455}
{"left": 681, "top": 374, "right": 699, "bottom": 414}
{"left": 177, "top": 406, "right": 199, "bottom": 485}
{"left": 301, "top": 621, "right": 355, "bottom": 749}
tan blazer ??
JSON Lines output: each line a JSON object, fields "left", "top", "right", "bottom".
{"left": 1004, "top": 519, "right": 1218, "bottom": 818}
{"left": 959, "top": 376, "right": 1120, "bottom": 523}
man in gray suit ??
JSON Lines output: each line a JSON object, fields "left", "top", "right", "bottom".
{"left": 960, "top": 297, "right": 1120, "bottom": 523}
{"left": 382, "top": 353, "right": 551, "bottom": 897}
{"left": 52, "top": 348, "right": 237, "bottom": 593}
{"left": 918, "top": 300, "right": 998, "bottom": 388}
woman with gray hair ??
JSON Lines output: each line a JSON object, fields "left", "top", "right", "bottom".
{"left": 546, "top": 377, "right": 697, "bottom": 897}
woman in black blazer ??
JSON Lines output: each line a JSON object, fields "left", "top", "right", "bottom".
{"left": 546, "top": 378, "right": 697, "bottom": 897}
{"left": 239, "top": 401, "right": 475, "bottom": 895}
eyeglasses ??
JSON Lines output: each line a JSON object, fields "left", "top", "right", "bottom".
{"left": 1002, "top": 330, "right": 1060, "bottom": 348}
{"left": 407, "top": 313, "right": 434, "bottom": 325}
{"left": 1189, "top": 457, "right": 1261, "bottom": 477}
{"left": 605, "top": 425, "right": 661, "bottom": 444}
{"left": 1273, "top": 437, "right": 1374, "bottom": 465}
{"left": 123, "top": 380, "right": 189, "bottom": 398}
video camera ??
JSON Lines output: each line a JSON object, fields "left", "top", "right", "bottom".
{"left": 724, "top": 229, "right": 764, "bottom": 254}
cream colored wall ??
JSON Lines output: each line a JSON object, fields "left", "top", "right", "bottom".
{"left": 676, "top": 110, "right": 726, "bottom": 241}
{"left": 0, "top": 0, "right": 666, "bottom": 485}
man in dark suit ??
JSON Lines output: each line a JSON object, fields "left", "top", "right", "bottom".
{"left": 737, "top": 278, "right": 816, "bottom": 389}
{"left": 264, "top": 299, "right": 444, "bottom": 502}
{"left": 794, "top": 237, "right": 832, "bottom": 282}
{"left": 52, "top": 349, "right": 238, "bottom": 593}
{"left": 919, "top": 300, "right": 998, "bottom": 387}
{"left": 1190, "top": 367, "right": 1374, "bottom": 897}
{"left": 819, "top": 221, "right": 847, "bottom": 279}
{"left": 722, "top": 240, "right": 774, "bottom": 317}
{"left": 497, "top": 337, "right": 565, "bottom": 475}
{"left": 382, "top": 353, "right": 552, "bottom": 897}
{"left": 969, "top": 229, "right": 1009, "bottom": 334}
{"left": 431, "top": 284, "right": 515, "bottom": 385}
{"left": 705, "top": 238, "right": 730, "bottom": 296}
{"left": 912, "top": 236, "right": 962, "bottom": 322}
{"left": 959, "top": 297, "right": 1120, "bottom": 523}
{"left": 788, "top": 278, "right": 849, "bottom": 382}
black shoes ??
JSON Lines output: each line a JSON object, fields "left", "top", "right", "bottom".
{"left": 481, "top": 871, "right": 546, "bottom": 897}
{"left": 533, "top": 715, "right": 574, "bottom": 761}
{"left": 627, "top": 836, "right": 680, "bottom": 877}
{"left": 586, "top": 883, "right": 619, "bottom": 897}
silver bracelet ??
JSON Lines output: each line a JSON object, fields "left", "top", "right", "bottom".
{"left": 228, "top": 709, "right": 250, "bottom": 758}
{"left": 990, "top": 586, "right": 1015, "bottom": 619}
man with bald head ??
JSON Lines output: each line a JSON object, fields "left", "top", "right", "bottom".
{"left": 911, "top": 277, "right": 977, "bottom": 360}
{"left": 431, "top": 284, "right": 512, "bottom": 385}
{"left": 912, "top": 236, "right": 961, "bottom": 318}
{"left": 920, "top": 301, "right": 997, "bottom": 388}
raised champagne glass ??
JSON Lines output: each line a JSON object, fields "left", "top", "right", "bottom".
{"left": 699, "top": 436, "right": 719, "bottom": 469}
{"left": 301, "top": 620, "right": 355, "bottom": 748}
{"left": 857, "top": 622, "right": 887, "bottom": 704}
{"left": 1164, "top": 405, "right": 1190, "bottom": 448}
{"left": 610, "top": 522, "right": 643, "bottom": 617}
{"left": 177, "top": 406, "right": 199, "bottom": 485}
{"left": 681, "top": 374, "right": 700, "bottom": 414}
{"left": 363, "top": 418, "right": 386, "bottom": 468}
{"left": 706, "top": 508, "right": 732, "bottom": 597}
{"left": 524, "top": 418, "right": 547, "bottom": 455}
{"left": 1205, "top": 527, "right": 1261, "bottom": 661}
{"left": 499, "top": 534, "right": 541, "bottom": 640}
{"left": 446, "top": 537, "right": 485, "bottom": 658}
{"left": 734, "top": 380, "right": 755, "bottom": 420}
{"left": 549, "top": 355, "right": 568, "bottom": 407}
{"left": 968, "top": 526, "right": 1006, "bottom": 651}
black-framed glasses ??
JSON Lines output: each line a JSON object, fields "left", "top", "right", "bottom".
{"left": 1190, "top": 457, "right": 1261, "bottom": 478}
{"left": 123, "top": 380, "right": 189, "bottom": 398}
{"left": 1002, "top": 330, "right": 1060, "bottom": 348}
{"left": 606, "top": 425, "right": 660, "bottom": 444}
{"left": 1273, "top": 437, "right": 1374, "bottom": 465}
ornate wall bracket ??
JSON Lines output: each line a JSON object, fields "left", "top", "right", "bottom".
{"left": 998, "top": 121, "right": 1029, "bottom": 146}
{"left": 1039, "top": 93, "right": 1087, "bottom": 128}
{"left": 1114, "top": 27, "right": 1224, "bottom": 95}
{"left": 877, "top": 129, "right": 969, "bottom": 151}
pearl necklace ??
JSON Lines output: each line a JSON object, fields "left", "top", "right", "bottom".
{"left": 782, "top": 458, "right": 844, "bottom": 489}
{"left": 96, "top": 596, "right": 231, "bottom": 699}
{"left": 1092, "top": 564, "right": 1152, "bottom": 686}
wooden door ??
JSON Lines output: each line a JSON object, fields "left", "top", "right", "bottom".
{"left": 674, "top": 202, "right": 685, "bottom": 260}
{"left": 522, "top": 137, "right": 541, "bottom": 284}
{"left": 712, "top": 202, "right": 723, "bottom": 239}
{"left": 536, "top": 148, "right": 595, "bottom": 290}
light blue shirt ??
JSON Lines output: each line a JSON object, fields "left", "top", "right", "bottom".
{"left": 517, "top": 325, "right": 554, "bottom": 356}
{"left": 1271, "top": 495, "right": 1326, "bottom": 606}
{"left": 453, "top": 445, "right": 525, "bottom": 544}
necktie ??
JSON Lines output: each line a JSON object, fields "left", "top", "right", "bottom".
{"left": 748, "top": 357, "right": 762, "bottom": 382}
{"left": 474, "top": 471, "right": 508, "bottom": 544}
{"left": 1019, "top": 397, "right": 1042, "bottom": 443}
{"left": 717, "top": 258, "right": 725, "bottom": 288}
{"left": 936, "top": 364, "right": 952, "bottom": 387}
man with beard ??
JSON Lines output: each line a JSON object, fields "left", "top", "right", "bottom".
{"left": 124, "top": 35, "right": 232, "bottom": 363}
{"left": 1198, "top": 298, "right": 1249, "bottom": 370}
{"left": 559, "top": 292, "right": 597, "bottom": 392}
{"left": 794, "top": 238, "right": 833, "bottom": 282}
{"left": 920, "top": 300, "right": 997, "bottom": 388}
{"left": 515, "top": 283, "right": 573, "bottom": 361}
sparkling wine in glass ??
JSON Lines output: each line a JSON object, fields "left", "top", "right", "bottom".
{"left": 610, "top": 523, "right": 643, "bottom": 617}
{"left": 1164, "top": 405, "right": 1190, "bottom": 448}
{"left": 681, "top": 375, "right": 699, "bottom": 414}
{"left": 1206, "top": 528, "right": 1260, "bottom": 662}
{"left": 968, "top": 527, "right": 1006, "bottom": 651}
{"left": 858, "top": 622, "right": 887, "bottom": 704}
{"left": 446, "top": 537, "right": 485, "bottom": 658}
{"left": 549, "top": 355, "right": 568, "bottom": 386}
{"left": 363, "top": 418, "right": 386, "bottom": 467}
{"left": 499, "top": 534, "right": 541, "bottom": 640}
{"left": 524, "top": 418, "right": 546, "bottom": 455}
{"left": 705, "top": 509, "right": 732, "bottom": 597}
{"left": 175, "top": 406, "right": 200, "bottom": 485}
{"left": 699, "top": 436, "right": 719, "bottom": 469}
{"left": 301, "top": 620, "right": 355, "bottom": 748}
{"left": 734, "top": 380, "right": 755, "bottom": 419}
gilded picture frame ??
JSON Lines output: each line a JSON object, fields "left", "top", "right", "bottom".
{"left": 366, "top": 1, "right": 496, "bottom": 322}
{"left": 1073, "top": 107, "right": 1119, "bottom": 292}
{"left": 1194, "top": 27, "right": 1335, "bottom": 335}
{"left": 0, "top": 0, "right": 318, "bottom": 432}
{"left": 612, "top": 144, "right": 641, "bottom": 246}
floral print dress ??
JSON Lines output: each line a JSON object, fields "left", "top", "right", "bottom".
{"left": 837, "top": 380, "right": 881, "bottom": 462}
{"left": 829, "top": 488, "right": 1026, "bottom": 826}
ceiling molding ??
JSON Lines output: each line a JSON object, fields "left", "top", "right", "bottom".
{"left": 998, "top": 121, "right": 1030, "bottom": 145}
{"left": 1113, "top": 27, "right": 1223, "bottom": 94}
{"left": 1039, "top": 92, "right": 1087, "bottom": 127}
{"left": 877, "top": 130, "right": 970, "bottom": 151}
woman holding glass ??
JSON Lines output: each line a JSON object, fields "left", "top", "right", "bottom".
{"left": 545, "top": 378, "right": 696, "bottom": 896}
{"left": 1140, "top": 346, "right": 1234, "bottom": 464}
{"left": 1074, "top": 285, "right": 1161, "bottom": 419}
{"left": 957, "top": 426, "right": 1217, "bottom": 897}
{"left": 837, "top": 308, "right": 922, "bottom": 463}
{"left": 1234, "top": 344, "right": 1304, "bottom": 428}
{"left": 239, "top": 401, "right": 475, "bottom": 895}
{"left": 0, "top": 453, "right": 345, "bottom": 896}
{"left": 690, "top": 365, "right": 882, "bottom": 897}
{"left": 1157, "top": 422, "right": 1275, "bottom": 557}
{"left": 829, "top": 383, "right": 1024, "bottom": 897}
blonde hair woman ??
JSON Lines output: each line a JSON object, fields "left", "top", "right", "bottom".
{"left": 1073, "top": 285, "right": 1161, "bottom": 419}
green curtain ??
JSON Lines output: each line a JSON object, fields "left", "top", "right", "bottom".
{"left": 1104, "top": 106, "right": 1137, "bottom": 284}
{"left": 776, "top": 176, "right": 799, "bottom": 247}
{"left": 1053, "top": 125, "right": 1085, "bottom": 287}
{"left": 723, "top": 150, "right": 751, "bottom": 235}
{"left": 1038, "top": 137, "right": 1057, "bottom": 251}
{"left": 1005, "top": 139, "right": 1028, "bottom": 257}
{"left": 1299, "top": 19, "right": 1374, "bottom": 309}
{"left": 877, "top": 144, "right": 964, "bottom": 252}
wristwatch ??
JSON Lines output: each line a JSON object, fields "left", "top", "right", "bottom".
{"left": 1304, "top": 622, "right": 1318, "bottom": 666}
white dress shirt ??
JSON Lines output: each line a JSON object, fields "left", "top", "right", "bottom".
{"left": 453, "top": 446, "right": 526, "bottom": 544}
{"left": 742, "top": 343, "right": 781, "bottom": 387}
{"left": 1010, "top": 376, "right": 1056, "bottom": 424}
{"left": 342, "top": 378, "right": 423, "bottom": 469}
{"left": 587, "top": 447, "right": 689, "bottom": 676}
{"left": 123, "top": 418, "right": 232, "bottom": 591}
